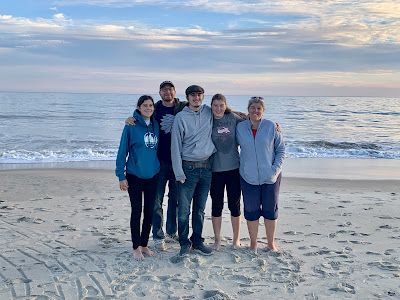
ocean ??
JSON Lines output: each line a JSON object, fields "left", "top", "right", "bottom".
{"left": 1, "top": 92, "right": 399, "bottom": 168}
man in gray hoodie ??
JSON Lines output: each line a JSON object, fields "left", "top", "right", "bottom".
{"left": 171, "top": 85, "right": 215, "bottom": 256}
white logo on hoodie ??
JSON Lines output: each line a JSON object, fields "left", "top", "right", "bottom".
{"left": 144, "top": 132, "right": 158, "bottom": 148}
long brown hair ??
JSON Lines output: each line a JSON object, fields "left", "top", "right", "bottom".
{"left": 211, "top": 93, "right": 232, "bottom": 114}
{"left": 137, "top": 95, "right": 154, "bottom": 108}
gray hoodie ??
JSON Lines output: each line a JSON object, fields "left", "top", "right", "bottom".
{"left": 236, "top": 119, "right": 285, "bottom": 185}
{"left": 171, "top": 105, "right": 216, "bottom": 181}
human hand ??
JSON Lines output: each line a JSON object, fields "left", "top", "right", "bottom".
{"left": 119, "top": 180, "right": 129, "bottom": 191}
{"left": 275, "top": 122, "right": 282, "bottom": 133}
{"left": 179, "top": 179, "right": 185, "bottom": 184}
{"left": 125, "top": 117, "right": 137, "bottom": 126}
{"left": 233, "top": 111, "right": 248, "bottom": 119}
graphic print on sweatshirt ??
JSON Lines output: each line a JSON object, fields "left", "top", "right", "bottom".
{"left": 217, "top": 127, "right": 230, "bottom": 134}
{"left": 213, "top": 120, "right": 235, "bottom": 154}
{"left": 144, "top": 132, "right": 158, "bottom": 148}
{"left": 160, "top": 114, "right": 175, "bottom": 134}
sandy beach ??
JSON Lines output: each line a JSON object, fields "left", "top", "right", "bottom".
{"left": 1, "top": 163, "right": 399, "bottom": 299}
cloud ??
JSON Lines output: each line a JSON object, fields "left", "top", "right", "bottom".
{"left": 1, "top": 1, "right": 399, "bottom": 95}
{"left": 273, "top": 57, "right": 303, "bottom": 63}
{"left": 53, "top": 13, "right": 65, "bottom": 19}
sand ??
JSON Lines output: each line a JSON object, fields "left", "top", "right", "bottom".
{"left": 0, "top": 167, "right": 399, "bottom": 299}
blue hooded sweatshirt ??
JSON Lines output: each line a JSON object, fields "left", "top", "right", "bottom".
{"left": 115, "top": 110, "right": 160, "bottom": 181}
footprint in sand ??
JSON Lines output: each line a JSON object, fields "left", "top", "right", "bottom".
{"left": 366, "top": 251, "right": 382, "bottom": 256}
{"left": 304, "top": 247, "right": 332, "bottom": 256}
{"left": 368, "top": 260, "right": 400, "bottom": 271}
{"left": 338, "top": 222, "right": 352, "bottom": 227}
{"left": 378, "top": 215, "right": 393, "bottom": 220}
{"left": 379, "top": 224, "right": 394, "bottom": 229}
{"left": 384, "top": 249, "right": 396, "bottom": 255}
{"left": 283, "top": 231, "right": 303, "bottom": 236}
{"left": 203, "top": 289, "right": 233, "bottom": 299}
{"left": 329, "top": 282, "right": 356, "bottom": 294}
{"left": 60, "top": 224, "right": 77, "bottom": 231}
{"left": 339, "top": 200, "right": 352, "bottom": 203}
{"left": 0, "top": 205, "right": 15, "bottom": 211}
{"left": 17, "top": 216, "right": 44, "bottom": 224}
{"left": 99, "top": 237, "right": 121, "bottom": 248}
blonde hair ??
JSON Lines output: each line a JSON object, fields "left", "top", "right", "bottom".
{"left": 248, "top": 96, "right": 265, "bottom": 110}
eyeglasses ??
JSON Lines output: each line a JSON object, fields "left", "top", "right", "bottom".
{"left": 250, "top": 96, "right": 264, "bottom": 100}
{"left": 161, "top": 87, "right": 174, "bottom": 92}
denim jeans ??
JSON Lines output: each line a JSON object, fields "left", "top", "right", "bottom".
{"left": 152, "top": 161, "right": 178, "bottom": 240}
{"left": 177, "top": 164, "right": 212, "bottom": 248}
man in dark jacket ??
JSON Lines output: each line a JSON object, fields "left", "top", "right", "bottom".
{"left": 151, "top": 81, "right": 187, "bottom": 250}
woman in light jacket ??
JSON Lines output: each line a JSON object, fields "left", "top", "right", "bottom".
{"left": 116, "top": 95, "right": 160, "bottom": 261}
{"left": 236, "top": 96, "right": 285, "bottom": 252}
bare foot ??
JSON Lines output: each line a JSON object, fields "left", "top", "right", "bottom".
{"left": 212, "top": 241, "right": 222, "bottom": 251}
{"left": 141, "top": 246, "right": 155, "bottom": 257}
{"left": 267, "top": 244, "right": 278, "bottom": 252}
{"left": 249, "top": 245, "right": 257, "bottom": 254}
{"left": 133, "top": 247, "right": 144, "bottom": 261}
{"left": 232, "top": 242, "right": 241, "bottom": 249}
{"left": 249, "top": 240, "right": 257, "bottom": 253}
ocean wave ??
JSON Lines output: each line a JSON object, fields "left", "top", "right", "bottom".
{"left": 1, "top": 140, "right": 399, "bottom": 163}
{"left": 301, "top": 141, "right": 380, "bottom": 150}
{"left": 0, "top": 148, "right": 118, "bottom": 163}
{"left": 286, "top": 141, "right": 400, "bottom": 159}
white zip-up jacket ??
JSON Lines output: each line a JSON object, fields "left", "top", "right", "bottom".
{"left": 236, "top": 119, "right": 285, "bottom": 185}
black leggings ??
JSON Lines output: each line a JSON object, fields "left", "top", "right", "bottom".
{"left": 126, "top": 172, "right": 159, "bottom": 250}
{"left": 210, "top": 169, "right": 241, "bottom": 217}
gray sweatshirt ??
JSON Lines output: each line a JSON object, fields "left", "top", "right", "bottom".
{"left": 236, "top": 119, "right": 285, "bottom": 185}
{"left": 210, "top": 113, "right": 244, "bottom": 172}
{"left": 171, "top": 105, "right": 216, "bottom": 181}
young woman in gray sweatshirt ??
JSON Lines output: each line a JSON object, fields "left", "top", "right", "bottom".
{"left": 209, "top": 94, "right": 245, "bottom": 250}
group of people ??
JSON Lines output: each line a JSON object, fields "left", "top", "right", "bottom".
{"left": 115, "top": 81, "right": 285, "bottom": 261}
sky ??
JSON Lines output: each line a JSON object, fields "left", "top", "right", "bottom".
{"left": 1, "top": 0, "right": 399, "bottom": 96}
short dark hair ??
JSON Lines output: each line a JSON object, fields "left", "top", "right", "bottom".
{"left": 211, "top": 93, "right": 232, "bottom": 114}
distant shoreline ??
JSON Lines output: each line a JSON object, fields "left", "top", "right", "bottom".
{"left": 1, "top": 157, "right": 399, "bottom": 180}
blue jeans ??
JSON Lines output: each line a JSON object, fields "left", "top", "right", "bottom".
{"left": 178, "top": 164, "right": 212, "bottom": 248}
{"left": 152, "top": 161, "right": 178, "bottom": 240}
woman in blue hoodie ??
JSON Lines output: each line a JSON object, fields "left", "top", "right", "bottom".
{"left": 236, "top": 96, "right": 285, "bottom": 252}
{"left": 116, "top": 95, "right": 160, "bottom": 261}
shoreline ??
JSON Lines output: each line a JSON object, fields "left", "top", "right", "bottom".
{"left": 1, "top": 157, "right": 400, "bottom": 180}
